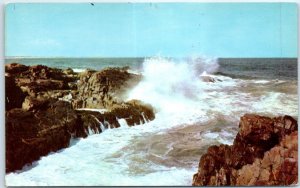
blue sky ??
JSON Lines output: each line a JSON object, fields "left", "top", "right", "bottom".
{"left": 5, "top": 3, "right": 298, "bottom": 58}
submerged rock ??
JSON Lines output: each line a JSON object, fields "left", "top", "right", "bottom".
{"left": 192, "top": 114, "right": 298, "bottom": 186}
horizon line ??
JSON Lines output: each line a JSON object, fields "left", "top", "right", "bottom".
{"left": 5, "top": 56, "right": 298, "bottom": 59}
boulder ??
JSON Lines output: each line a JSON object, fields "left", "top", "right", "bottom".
{"left": 192, "top": 114, "right": 298, "bottom": 186}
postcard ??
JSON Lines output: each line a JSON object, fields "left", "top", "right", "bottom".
{"left": 5, "top": 2, "right": 298, "bottom": 186}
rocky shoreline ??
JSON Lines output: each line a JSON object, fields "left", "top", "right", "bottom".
{"left": 5, "top": 63, "right": 155, "bottom": 173}
{"left": 5, "top": 63, "right": 298, "bottom": 186}
{"left": 193, "top": 114, "right": 298, "bottom": 186}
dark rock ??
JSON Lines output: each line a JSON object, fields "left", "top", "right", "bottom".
{"left": 74, "top": 100, "right": 156, "bottom": 137}
{"left": 19, "top": 65, "right": 65, "bottom": 80}
{"left": 5, "top": 76, "right": 27, "bottom": 110}
{"left": 235, "top": 131, "right": 298, "bottom": 186}
{"left": 5, "top": 63, "right": 29, "bottom": 75}
{"left": 18, "top": 79, "right": 66, "bottom": 95}
{"left": 74, "top": 110, "right": 107, "bottom": 138}
{"left": 13, "top": 64, "right": 79, "bottom": 96}
{"left": 22, "top": 96, "right": 50, "bottom": 111}
{"left": 6, "top": 100, "right": 78, "bottom": 173}
{"left": 110, "top": 100, "right": 155, "bottom": 126}
{"left": 5, "top": 64, "right": 156, "bottom": 173}
{"left": 63, "top": 68, "right": 75, "bottom": 75}
{"left": 192, "top": 114, "right": 298, "bottom": 186}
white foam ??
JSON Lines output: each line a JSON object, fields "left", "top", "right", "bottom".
{"left": 117, "top": 118, "right": 128, "bottom": 128}
{"left": 217, "top": 137, "right": 233, "bottom": 145}
{"left": 127, "top": 69, "right": 141, "bottom": 75}
{"left": 76, "top": 108, "right": 108, "bottom": 114}
{"left": 100, "top": 122, "right": 106, "bottom": 132}
{"left": 203, "top": 132, "right": 219, "bottom": 139}
{"left": 141, "top": 112, "right": 148, "bottom": 124}
{"left": 72, "top": 68, "right": 86, "bottom": 73}
{"left": 253, "top": 80, "right": 270, "bottom": 84}
{"left": 104, "top": 120, "right": 111, "bottom": 129}
{"left": 87, "top": 127, "right": 94, "bottom": 135}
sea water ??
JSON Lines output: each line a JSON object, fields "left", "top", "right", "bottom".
{"left": 5, "top": 57, "right": 298, "bottom": 186}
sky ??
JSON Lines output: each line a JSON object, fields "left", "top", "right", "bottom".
{"left": 5, "top": 3, "right": 298, "bottom": 58}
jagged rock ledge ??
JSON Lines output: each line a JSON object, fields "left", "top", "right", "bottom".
{"left": 5, "top": 63, "right": 155, "bottom": 173}
{"left": 192, "top": 114, "right": 298, "bottom": 186}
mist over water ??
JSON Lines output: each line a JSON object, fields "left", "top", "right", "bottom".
{"left": 6, "top": 56, "right": 298, "bottom": 186}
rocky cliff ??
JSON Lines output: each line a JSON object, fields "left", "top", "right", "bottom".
{"left": 5, "top": 63, "right": 155, "bottom": 173}
{"left": 192, "top": 114, "right": 298, "bottom": 186}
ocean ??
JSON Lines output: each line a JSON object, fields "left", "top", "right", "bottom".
{"left": 5, "top": 57, "right": 145, "bottom": 73}
{"left": 5, "top": 57, "right": 298, "bottom": 186}
{"left": 5, "top": 57, "right": 297, "bottom": 80}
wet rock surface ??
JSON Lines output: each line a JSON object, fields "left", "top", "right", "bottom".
{"left": 192, "top": 114, "right": 298, "bottom": 186}
{"left": 6, "top": 100, "right": 78, "bottom": 173}
{"left": 75, "top": 100, "right": 155, "bottom": 138}
{"left": 73, "top": 67, "right": 141, "bottom": 109}
{"left": 5, "top": 63, "right": 155, "bottom": 173}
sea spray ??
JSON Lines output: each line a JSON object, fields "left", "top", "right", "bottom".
{"left": 127, "top": 56, "right": 226, "bottom": 125}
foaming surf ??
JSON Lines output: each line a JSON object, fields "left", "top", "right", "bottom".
{"left": 72, "top": 68, "right": 86, "bottom": 73}
{"left": 5, "top": 56, "right": 298, "bottom": 186}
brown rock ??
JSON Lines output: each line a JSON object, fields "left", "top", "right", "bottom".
{"left": 5, "top": 64, "right": 156, "bottom": 173}
{"left": 22, "top": 96, "right": 52, "bottom": 111}
{"left": 6, "top": 100, "right": 78, "bottom": 173}
{"left": 192, "top": 114, "right": 298, "bottom": 186}
{"left": 74, "top": 67, "right": 141, "bottom": 109}
{"left": 74, "top": 100, "right": 156, "bottom": 137}
{"left": 110, "top": 100, "right": 155, "bottom": 126}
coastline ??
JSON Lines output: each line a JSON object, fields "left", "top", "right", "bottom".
{"left": 5, "top": 61, "right": 298, "bottom": 186}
